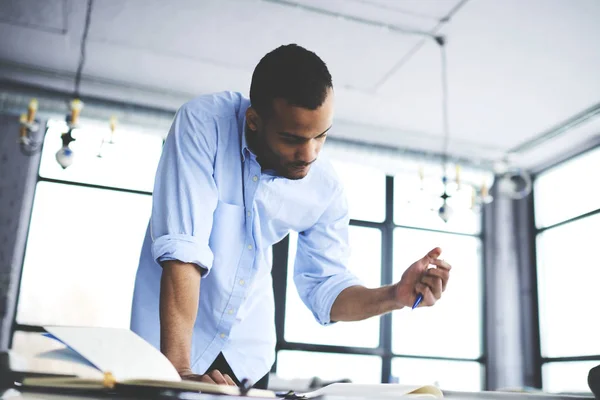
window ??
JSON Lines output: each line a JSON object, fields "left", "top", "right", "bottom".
{"left": 534, "top": 146, "right": 600, "bottom": 229}
{"left": 17, "top": 182, "right": 152, "bottom": 328}
{"left": 284, "top": 228, "right": 382, "bottom": 348}
{"left": 542, "top": 361, "right": 600, "bottom": 393}
{"left": 392, "top": 229, "right": 482, "bottom": 360}
{"left": 534, "top": 146, "right": 600, "bottom": 392}
{"left": 391, "top": 358, "right": 483, "bottom": 391}
{"left": 331, "top": 160, "right": 386, "bottom": 222}
{"left": 277, "top": 351, "right": 382, "bottom": 384}
{"left": 394, "top": 171, "right": 481, "bottom": 235}
{"left": 40, "top": 119, "right": 163, "bottom": 192}
{"left": 278, "top": 159, "right": 485, "bottom": 389}
{"left": 536, "top": 214, "right": 600, "bottom": 358}
{"left": 15, "top": 119, "right": 160, "bottom": 330}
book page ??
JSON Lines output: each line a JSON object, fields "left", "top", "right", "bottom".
{"left": 45, "top": 326, "right": 181, "bottom": 382}
{"left": 22, "top": 377, "right": 276, "bottom": 398}
{"left": 301, "top": 383, "right": 443, "bottom": 398}
{"left": 9, "top": 332, "right": 102, "bottom": 379}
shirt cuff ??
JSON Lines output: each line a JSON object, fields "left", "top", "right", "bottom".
{"left": 152, "top": 234, "right": 214, "bottom": 276}
{"left": 311, "top": 274, "right": 365, "bottom": 326}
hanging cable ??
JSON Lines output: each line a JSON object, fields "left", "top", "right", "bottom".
{"left": 436, "top": 36, "right": 450, "bottom": 172}
{"left": 74, "top": 0, "right": 94, "bottom": 98}
{"left": 434, "top": 35, "right": 454, "bottom": 222}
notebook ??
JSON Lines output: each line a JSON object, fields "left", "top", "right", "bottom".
{"left": 15, "top": 326, "right": 275, "bottom": 398}
{"left": 15, "top": 326, "right": 443, "bottom": 399}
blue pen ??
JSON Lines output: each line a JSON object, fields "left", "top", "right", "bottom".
{"left": 412, "top": 293, "right": 423, "bottom": 309}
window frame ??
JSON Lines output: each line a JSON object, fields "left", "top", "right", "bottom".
{"left": 8, "top": 122, "right": 157, "bottom": 347}
{"left": 532, "top": 143, "right": 600, "bottom": 390}
{"left": 272, "top": 175, "right": 486, "bottom": 387}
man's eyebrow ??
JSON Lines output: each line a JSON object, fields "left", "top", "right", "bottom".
{"left": 278, "top": 125, "right": 332, "bottom": 139}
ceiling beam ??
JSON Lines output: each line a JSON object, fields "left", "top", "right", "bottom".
{"left": 261, "top": 0, "right": 436, "bottom": 38}
{"left": 508, "top": 101, "right": 600, "bottom": 155}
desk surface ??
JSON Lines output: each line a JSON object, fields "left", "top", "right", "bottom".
{"left": 1, "top": 388, "right": 595, "bottom": 400}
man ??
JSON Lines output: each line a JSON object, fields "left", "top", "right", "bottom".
{"left": 131, "top": 44, "right": 451, "bottom": 390}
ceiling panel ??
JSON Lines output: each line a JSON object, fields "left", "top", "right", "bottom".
{"left": 87, "top": 0, "right": 422, "bottom": 91}
{"left": 0, "top": 0, "right": 89, "bottom": 76}
{"left": 0, "top": 0, "right": 66, "bottom": 32}
{"left": 379, "top": 0, "right": 600, "bottom": 149}
{"left": 359, "top": 0, "right": 464, "bottom": 19}
{"left": 82, "top": 39, "right": 252, "bottom": 98}
{"left": 275, "top": 0, "right": 449, "bottom": 30}
{"left": 512, "top": 113, "right": 600, "bottom": 170}
{"left": 0, "top": 24, "right": 76, "bottom": 73}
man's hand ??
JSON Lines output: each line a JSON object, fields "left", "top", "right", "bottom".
{"left": 394, "top": 247, "right": 451, "bottom": 309}
{"left": 179, "top": 368, "right": 237, "bottom": 386}
{"left": 330, "top": 247, "right": 451, "bottom": 322}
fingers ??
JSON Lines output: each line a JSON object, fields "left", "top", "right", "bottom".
{"left": 415, "top": 283, "right": 437, "bottom": 307}
{"left": 223, "top": 373, "right": 237, "bottom": 386}
{"left": 420, "top": 275, "right": 443, "bottom": 300}
{"left": 180, "top": 370, "right": 237, "bottom": 386}
{"left": 207, "top": 370, "right": 236, "bottom": 386}
{"left": 425, "top": 267, "right": 450, "bottom": 292}
{"left": 181, "top": 373, "right": 212, "bottom": 382}
{"left": 423, "top": 247, "right": 442, "bottom": 262}
{"left": 199, "top": 374, "right": 217, "bottom": 384}
{"left": 430, "top": 258, "right": 451, "bottom": 271}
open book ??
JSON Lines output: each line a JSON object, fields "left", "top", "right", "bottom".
{"left": 13, "top": 326, "right": 443, "bottom": 399}
{"left": 14, "top": 326, "right": 275, "bottom": 398}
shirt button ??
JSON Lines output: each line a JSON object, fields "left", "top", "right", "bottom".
{"left": 239, "top": 279, "right": 245, "bottom": 286}
{"left": 220, "top": 333, "right": 226, "bottom": 338}
{"left": 228, "top": 309, "right": 234, "bottom": 315}
{"left": 247, "top": 244, "right": 253, "bottom": 250}
{"left": 252, "top": 175, "right": 258, "bottom": 182}
{"left": 247, "top": 211, "right": 251, "bottom": 217}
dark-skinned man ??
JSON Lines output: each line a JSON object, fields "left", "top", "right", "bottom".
{"left": 131, "top": 44, "right": 451, "bottom": 390}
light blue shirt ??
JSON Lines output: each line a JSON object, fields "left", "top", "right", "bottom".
{"left": 131, "top": 91, "right": 363, "bottom": 383}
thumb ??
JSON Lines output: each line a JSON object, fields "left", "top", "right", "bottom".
{"left": 423, "top": 247, "right": 442, "bottom": 262}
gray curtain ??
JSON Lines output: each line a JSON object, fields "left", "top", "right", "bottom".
{"left": 483, "top": 182, "right": 540, "bottom": 389}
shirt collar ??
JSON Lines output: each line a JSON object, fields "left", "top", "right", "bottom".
{"left": 239, "top": 100, "right": 253, "bottom": 161}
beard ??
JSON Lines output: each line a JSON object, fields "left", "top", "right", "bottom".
{"left": 248, "top": 127, "right": 313, "bottom": 180}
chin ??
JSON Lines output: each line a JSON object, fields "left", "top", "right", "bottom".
{"left": 283, "top": 165, "right": 311, "bottom": 180}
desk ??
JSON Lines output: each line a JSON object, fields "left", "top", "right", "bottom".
{"left": 1, "top": 388, "right": 595, "bottom": 400}
{"left": 2, "top": 389, "right": 247, "bottom": 400}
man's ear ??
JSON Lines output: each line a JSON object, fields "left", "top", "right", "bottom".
{"left": 246, "top": 107, "right": 263, "bottom": 132}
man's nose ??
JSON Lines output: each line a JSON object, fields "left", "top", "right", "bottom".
{"left": 297, "top": 142, "right": 319, "bottom": 163}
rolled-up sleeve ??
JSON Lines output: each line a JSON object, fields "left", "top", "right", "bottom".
{"left": 150, "top": 103, "right": 218, "bottom": 275}
{"left": 293, "top": 184, "right": 365, "bottom": 325}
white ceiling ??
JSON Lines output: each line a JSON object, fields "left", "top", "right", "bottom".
{"left": 0, "top": 0, "right": 599, "bottom": 168}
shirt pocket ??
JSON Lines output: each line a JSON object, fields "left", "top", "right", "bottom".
{"left": 209, "top": 200, "right": 246, "bottom": 271}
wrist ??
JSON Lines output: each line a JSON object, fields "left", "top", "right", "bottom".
{"left": 177, "top": 367, "right": 194, "bottom": 378}
{"left": 389, "top": 283, "right": 406, "bottom": 310}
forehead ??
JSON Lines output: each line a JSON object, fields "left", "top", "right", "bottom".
{"left": 268, "top": 92, "right": 334, "bottom": 135}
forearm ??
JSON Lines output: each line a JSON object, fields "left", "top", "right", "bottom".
{"left": 159, "top": 260, "right": 201, "bottom": 375}
{"left": 330, "top": 285, "right": 403, "bottom": 322}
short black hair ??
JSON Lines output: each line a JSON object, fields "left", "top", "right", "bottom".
{"left": 250, "top": 44, "right": 333, "bottom": 118}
